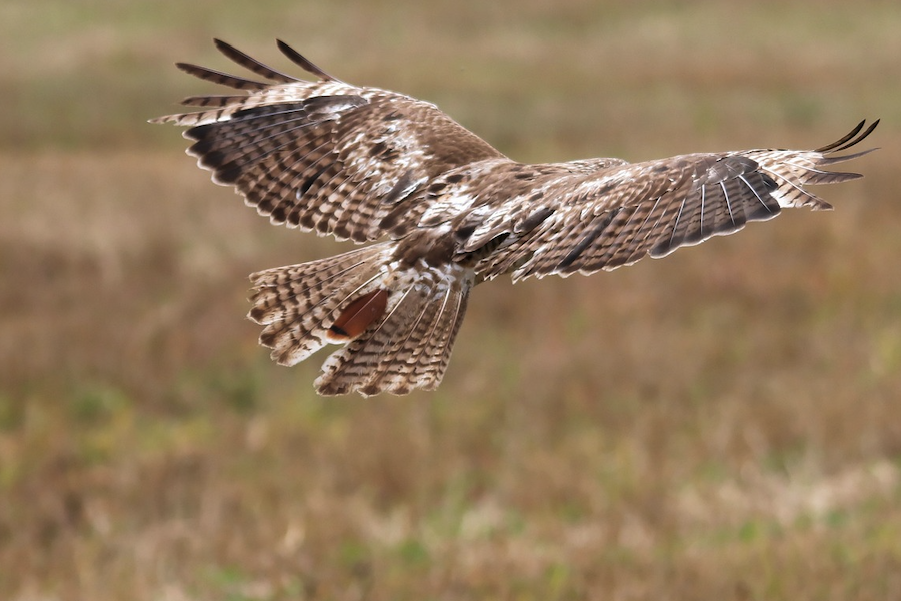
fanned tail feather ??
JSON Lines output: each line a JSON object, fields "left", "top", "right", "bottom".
{"left": 316, "top": 263, "right": 472, "bottom": 396}
{"left": 248, "top": 244, "right": 395, "bottom": 365}
{"left": 248, "top": 242, "right": 473, "bottom": 396}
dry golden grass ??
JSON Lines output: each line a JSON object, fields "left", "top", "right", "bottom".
{"left": 2, "top": 1, "right": 901, "bottom": 599}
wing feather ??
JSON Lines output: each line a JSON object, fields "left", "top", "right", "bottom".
{"left": 174, "top": 62, "right": 269, "bottom": 91}
{"left": 153, "top": 40, "right": 505, "bottom": 243}
{"left": 276, "top": 39, "right": 341, "bottom": 82}
{"left": 212, "top": 38, "right": 300, "bottom": 83}
{"left": 472, "top": 121, "right": 877, "bottom": 281}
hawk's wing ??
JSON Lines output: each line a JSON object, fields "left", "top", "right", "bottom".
{"left": 151, "top": 39, "right": 505, "bottom": 243}
{"left": 468, "top": 120, "right": 878, "bottom": 281}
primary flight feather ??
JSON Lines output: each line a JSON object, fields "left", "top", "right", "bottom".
{"left": 152, "top": 39, "right": 878, "bottom": 396}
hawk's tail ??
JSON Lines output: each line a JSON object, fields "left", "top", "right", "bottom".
{"left": 248, "top": 242, "right": 473, "bottom": 396}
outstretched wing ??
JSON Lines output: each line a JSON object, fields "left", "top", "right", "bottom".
{"left": 151, "top": 39, "right": 505, "bottom": 243}
{"left": 470, "top": 120, "right": 878, "bottom": 281}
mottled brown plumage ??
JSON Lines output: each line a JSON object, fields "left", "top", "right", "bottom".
{"left": 153, "top": 39, "right": 878, "bottom": 396}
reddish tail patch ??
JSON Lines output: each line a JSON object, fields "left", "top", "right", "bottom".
{"left": 327, "top": 289, "right": 389, "bottom": 341}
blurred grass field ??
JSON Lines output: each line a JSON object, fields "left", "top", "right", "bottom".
{"left": 2, "top": 0, "right": 901, "bottom": 599}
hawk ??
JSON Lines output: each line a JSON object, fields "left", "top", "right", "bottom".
{"left": 152, "top": 39, "right": 878, "bottom": 396}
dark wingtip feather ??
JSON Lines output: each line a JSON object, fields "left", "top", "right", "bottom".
{"left": 175, "top": 62, "right": 269, "bottom": 90}
{"left": 213, "top": 38, "right": 299, "bottom": 83}
{"left": 180, "top": 94, "right": 246, "bottom": 108}
{"left": 276, "top": 39, "right": 341, "bottom": 82}
{"left": 816, "top": 119, "right": 880, "bottom": 153}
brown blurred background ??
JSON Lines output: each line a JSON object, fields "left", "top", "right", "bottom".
{"left": 2, "top": 0, "right": 900, "bottom": 599}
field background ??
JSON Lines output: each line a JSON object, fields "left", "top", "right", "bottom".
{"left": 2, "top": 0, "right": 900, "bottom": 599}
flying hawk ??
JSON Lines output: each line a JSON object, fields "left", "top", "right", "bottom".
{"left": 152, "top": 39, "right": 877, "bottom": 396}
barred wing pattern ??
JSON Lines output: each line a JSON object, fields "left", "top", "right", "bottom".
{"left": 152, "top": 39, "right": 504, "bottom": 243}
{"left": 154, "top": 40, "right": 877, "bottom": 396}
{"left": 465, "top": 125, "right": 877, "bottom": 281}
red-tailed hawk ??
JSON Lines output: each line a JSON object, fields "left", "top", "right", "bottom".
{"left": 152, "top": 39, "right": 878, "bottom": 396}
